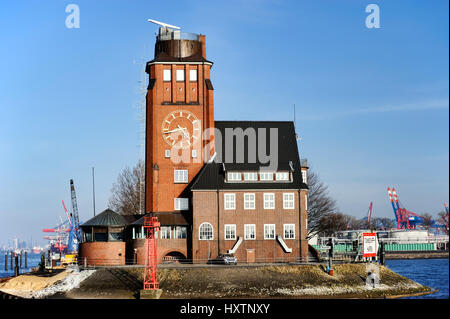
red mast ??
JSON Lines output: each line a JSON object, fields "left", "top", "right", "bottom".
{"left": 143, "top": 215, "right": 160, "bottom": 290}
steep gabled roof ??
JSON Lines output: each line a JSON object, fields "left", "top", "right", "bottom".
{"left": 191, "top": 121, "right": 307, "bottom": 190}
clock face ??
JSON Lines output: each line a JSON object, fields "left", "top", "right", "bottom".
{"left": 161, "top": 110, "right": 201, "bottom": 149}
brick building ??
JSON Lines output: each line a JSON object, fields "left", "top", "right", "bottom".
{"left": 131, "top": 25, "right": 310, "bottom": 264}
{"left": 82, "top": 25, "right": 309, "bottom": 265}
{"left": 79, "top": 209, "right": 128, "bottom": 265}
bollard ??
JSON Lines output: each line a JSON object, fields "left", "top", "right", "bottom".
{"left": 14, "top": 255, "right": 19, "bottom": 277}
{"left": 20, "top": 252, "right": 22, "bottom": 268}
{"left": 380, "top": 242, "right": 386, "bottom": 266}
{"left": 25, "top": 251, "right": 28, "bottom": 269}
{"left": 328, "top": 238, "right": 334, "bottom": 274}
{"left": 4, "top": 253, "right": 7, "bottom": 271}
{"left": 10, "top": 252, "right": 13, "bottom": 269}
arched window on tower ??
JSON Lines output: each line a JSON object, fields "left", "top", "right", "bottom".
{"left": 199, "top": 222, "right": 213, "bottom": 240}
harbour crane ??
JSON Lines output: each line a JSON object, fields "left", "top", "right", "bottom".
{"left": 444, "top": 203, "right": 449, "bottom": 231}
{"left": 62, "top": 200, "right": 78, "bottom": 254}
{"left": 42, "top": 218, "right": 70, "bottom": 255}
{"left": 387, "top": 188, "right": 399, "bottom": 227}
{"left": 42, "top": 179, "right": 82, "bottom": 266}
{"left": 387, "top": 187, "right": 423, "bottom": 229}
{"left": 70, "top": 179, "right": 81, "bottom": 244}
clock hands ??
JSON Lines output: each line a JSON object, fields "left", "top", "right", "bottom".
{"left": 163, "top": 128, "right": 183, "bottom": 134}
{"left": 178, "top": 125, "right": 190, "bottom": 139}
{"left": 163, "top": 125, "right": 190, "bottom": 139}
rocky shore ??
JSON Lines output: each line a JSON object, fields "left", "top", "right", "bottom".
{"left": 0, "top": 263, "right": 434, "bottom": 299}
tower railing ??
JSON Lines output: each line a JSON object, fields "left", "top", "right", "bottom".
{"left": 157, "top": 30, "right": 200, "bottom": 41}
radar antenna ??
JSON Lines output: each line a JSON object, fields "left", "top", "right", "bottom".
{"left": 147, "top": 19, "right": 180, "bottom": 30}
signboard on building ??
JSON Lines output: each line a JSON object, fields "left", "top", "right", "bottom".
{"left": 362, "top": 232, "right": 378, "bottom": 258}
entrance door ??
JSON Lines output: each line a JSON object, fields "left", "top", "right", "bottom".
{"left": 246, "top": 249, "right": 255, "bottom": 263}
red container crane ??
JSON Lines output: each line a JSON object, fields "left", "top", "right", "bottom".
{"left": 387, "top": 187, "right": 424, "bottom": 229}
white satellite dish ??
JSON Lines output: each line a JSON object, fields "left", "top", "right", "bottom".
{"left": 147, "top": 19, "right": 180, "bottom": 30}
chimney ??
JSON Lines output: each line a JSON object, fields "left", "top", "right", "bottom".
{"left": 199, "top": 34, "right": 206, "bottom": 59}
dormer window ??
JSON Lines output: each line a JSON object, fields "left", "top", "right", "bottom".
{"left": 276, "top": 172, "right": 290, "bottom": 181}
{"left": 260, "top": 172, "right": 274, "bottom": 181}
{"left": 227, "top": 172, "right": 241, "bottom": 182}
{"left": 243, "top": 172, "right": 258, "bottom": 181}
{"left": 301, "top": 170, "right": 307, "bottom": 183}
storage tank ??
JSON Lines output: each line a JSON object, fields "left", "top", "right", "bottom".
{"left": 389, "top": 229, "right": 428, "bottom": 241}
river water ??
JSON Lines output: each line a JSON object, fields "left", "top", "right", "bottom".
{"left": 385, "top": 258, "right": 449, "bottom": 299}
{"left": 0, "top": 252, "right": 42, "bottom": 278}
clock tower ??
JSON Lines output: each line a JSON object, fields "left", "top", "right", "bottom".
{"left": 145, "top": 25, "right": 215, "bottom": 214}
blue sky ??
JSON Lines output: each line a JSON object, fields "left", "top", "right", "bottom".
{"left": 0, "top": 0, "right": 448, "bottom": 246}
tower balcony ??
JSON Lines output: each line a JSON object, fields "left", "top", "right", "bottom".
{"left": 154, "top": 28, "right": 206, "bottom": 59}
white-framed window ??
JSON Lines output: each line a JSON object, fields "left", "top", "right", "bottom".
{"left": 199, "top": 222, "right": 213, "bottom": 240}
{"left": 161, "top": 226, "right": 171, "bottom": 239}
{"left": 264, "top": 193, "right": 275, "bottom": 209}
{"left": 243, "top": 172, "right": 258, "bottom": 181}
{"left": 302, "top": 170, "right": 307, "bottom": 184}
{"left": 264, "top": 224, "right": 275, "bottom": 240}
{"left": 244, "top": 224, "right": 256, "bottom": 240}
{"left": 174, "top": 198, "right": 189, "bottom": 211}
{"left": 163, "top": 69, "right": 171, "bottom": 82}
{"left": 283, "top": 193, "right": 295, "bottom": 209}
{"left": 175, "top": 226, "right": 187, "bottom": 239}
{"left": 224, "top": 224, "right": 236, "bottom": 240}
{"left": 165, "top": 150, "right": 171, "bottom": 158}
{"left": 192, "top": 149, "right": 197, "bottom": 158}
{"left": 189, "top": 69, "right": 197, "bottom": 82}
{"left": 224, "top": 193, "right": 236, "bottom": 210}
{"left": 276, "top": 172, "right": 290, "bottom": 181}
{"left": 260, "top": 172, "right": 274, "bottom": 181}
{"left": 305, "top": 194, "right": 308, "bottom": 211}
{"left": 243, "top": 193, "right": 255, "bottom": 210}
{"left": 284, "top": 224, "right": 295, "bottom": 239}
{"left": 174, "top": 169, "right": 188, "bottom": 183}
{"left": 227, "top": 172, "right": 241, "bottom": 182}
{"left": 176, "top": 69, "right": 184, "bottom": 81}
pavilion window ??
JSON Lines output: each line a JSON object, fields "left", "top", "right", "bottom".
{"left": 93, "top": 227, "right": 108, "bottom": 242}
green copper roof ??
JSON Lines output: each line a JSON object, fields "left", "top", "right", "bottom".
{"left": 81, "top": 209, "right": 127, "bottom": 227}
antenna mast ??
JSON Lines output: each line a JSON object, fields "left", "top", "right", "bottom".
{"left": 139, "top": 60, "right": 146, "bottom": 215}
{"left": 134, "top": 50, "right": 147, "bottom": 215}
{"left": 294, "top": 104, "right": 299, "bottom": 141}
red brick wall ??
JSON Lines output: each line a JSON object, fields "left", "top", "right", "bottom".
{"left": 145, "top": 51, "right": 215, "bottom": 214}
{"left": 131, "top": 238, "right": 188, "bottom": 265}
{"left": 299, "top": 189, "right": 309, "bottom": 262}
{"left": 192, "top": 190, "right": 307, "bottom": 263}
{"left": 79, "top": 242, "right": 126, "bottom": 266}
